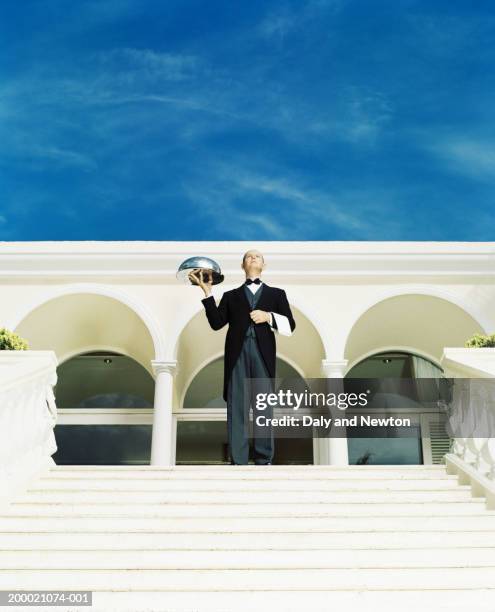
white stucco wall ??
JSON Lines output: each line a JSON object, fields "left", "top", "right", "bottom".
{"left": 0, "top": 241, "right": 493, "bottom": 398}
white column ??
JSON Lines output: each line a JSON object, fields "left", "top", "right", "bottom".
{"left": 150, "top": 360, "right": 177, "bottom": 466}
{"left": 320, "top": 359, "right": 349, "bottom": 466}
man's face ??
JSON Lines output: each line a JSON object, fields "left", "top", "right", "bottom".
{"left": 242, "top": 250, "right": 265, "bottom": 275}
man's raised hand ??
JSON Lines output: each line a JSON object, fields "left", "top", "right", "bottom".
{"left": 188, "top": 269, "right": 213, "bottom": 298}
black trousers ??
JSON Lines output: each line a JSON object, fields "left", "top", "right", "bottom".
{"left": 226, "top": 334, "right": 274, "bottom": 464}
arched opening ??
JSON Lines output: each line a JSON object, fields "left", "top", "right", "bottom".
{"left": 55, "top": 350, "right": 154, "bottom": 409}
{"left": 341, "top": 294, "right": 482, "bottom": 466}
{"left": 52, "top": 350, "right": 155, "bottom": 465}
{"left": 171, "top": 301, "right": 325, "bottom": 465}
{"left": 183, "top": 355, "right": 305, "bottom": 409}
{"left": 14, "top": 292, "right": 156, "bottom": 373}
{"left": 177, "top": 356, "right": 314, "bottom": 465}
{"left": 344, "top": 293, "right": 483, "bottom": 367}
{"left": 345, "top": 350, "right": 451, "bottom": 466}
{"left": 15, "top": 293, "right": 158, "bottom": 465}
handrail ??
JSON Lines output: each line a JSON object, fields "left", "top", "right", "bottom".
{"left": 440, "top": 347, "right": 495, "bottom": 509}
{"left": 0, "top": 350, "right": 59, "bottom": 507}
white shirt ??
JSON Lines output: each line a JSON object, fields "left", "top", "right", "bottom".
{"left": 245, "top": 279, "right": 293, "bottom": 337}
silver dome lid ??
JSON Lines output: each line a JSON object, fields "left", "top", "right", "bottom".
{"left": 176, "top": 256, "right": 224, "bottom": 285}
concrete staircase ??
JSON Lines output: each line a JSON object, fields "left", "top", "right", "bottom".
{"left": 1, "top": 464, "right": 495, "bottom": 611}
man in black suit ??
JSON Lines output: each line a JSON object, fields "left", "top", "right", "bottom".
{"left": 189, "top": 249, "right": 296, "bottom": 465}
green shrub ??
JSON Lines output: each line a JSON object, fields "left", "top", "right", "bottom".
{"left": 0, "top": 328, "right": 29, "bottom": 350}
{"left": 465, "top": 333, "right": 495, "bottom": 348}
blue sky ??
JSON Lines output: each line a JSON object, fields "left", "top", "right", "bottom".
{"left": 1, "top": 0, "right": 493, "bottom": 240}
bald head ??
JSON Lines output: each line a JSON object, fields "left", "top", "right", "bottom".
{"left": 242, "top": 249, "right": 264, "bottom": 265}
{"left": 242, "top": 249, "right": 265, "bottom": 276}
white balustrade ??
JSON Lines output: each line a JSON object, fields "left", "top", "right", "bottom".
{"left": 441, "top": 347, "right": 495, "bottom": 508}
{"left": 0, "top": 351, "right": 58, "bottom": 507}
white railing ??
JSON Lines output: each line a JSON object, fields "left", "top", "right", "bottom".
{"left": 441, "top": 347, "right": 495, "bottom": 509}
{"left": 0, "top": 350, "right": 58, "bottom": 507}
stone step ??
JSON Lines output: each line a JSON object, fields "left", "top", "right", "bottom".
{"left": 0, "top": 515, "right": 494, "bottom": 532}
{"left": 3, "top": 464, "right": 491, "bottom": 610}
{"left": 41, "top": 470, "right": 456, "bottom": 481}
{"left": 1, "top": 567, "right": 494, "bottom": 590}
{"left": 3, "top": 501, "right": 489, "bottom": 517}
{"left": 2, "top": 530, "right": 495, "bottom": 550}
{"left": 80, "top": 588, "right": 495, "bottom": 612}
{"left": 31, "top": 478, "right": 465, "bottom": 491}
{"left": 50, "top": 463, "right": 445, "bottom": 472}
{"left": 14, "top": 489, "right": 475, "bottom": 504}
{"left": 1, "top": 547, "right": 495, "bottom": 569}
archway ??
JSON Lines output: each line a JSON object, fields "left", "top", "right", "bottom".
{"left": 344, "top": 348, "right": 453, "bottom": 466}
{"left": 177, "top": 355, "right": 313, "bottom": 464}
{"left": 344, "top": 293, "right": 484, "bottom": 369}
{"left": 14, "top": 292, "right": 157, "bottom": 372}
{"left": 341, "top": 293, "right": 483, "bottom": 466}
{"left": 172, "top": 304, "right": 326, "bottom": 464}
{"left": 15, "top": 293, "right": 158, "bottom": 464}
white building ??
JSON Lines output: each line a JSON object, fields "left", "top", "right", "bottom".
{"left": 1, "top": 241, "right": 495, "bottom": 610}
{"left": 0, "top": 240, "right": 493, "bottom": 467}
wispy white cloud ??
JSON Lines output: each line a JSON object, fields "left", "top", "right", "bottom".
{"left": 257, "top": 0, "right": 346, "bottom": 41}
{"left": 1, "top": 1, "right": 492, "bottom": 241}
{"left": 181, "top": 161, "right": 404, "bottom": 239}
{"left": 421, "top": 134, "right": 495, "bottom": 181}
{"left": 0, "top": 118, "right": 97, "bottom": 170}
{"left": 28, "top": 145, "right": 97, "bottom": 170}
{"left": 257, "top": 7, "right": 297, "bottom": 41}
{"left": 230, "top": 212, "right": 288, "bottom": 240}
{"left": 0, "top": 24, "right": 394, "bottom": 182}
{"left": 341, "top": 86, "right": 394, "bottom": 144}
{"left": 0, "top": 75, "right": 392, "bottom": 203}
{"left": 95, "top": 48, "right": 204, "bottom": 82}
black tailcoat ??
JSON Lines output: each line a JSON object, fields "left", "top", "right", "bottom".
{"left": 201, "top": 283, "right": 296, "bottom": 402}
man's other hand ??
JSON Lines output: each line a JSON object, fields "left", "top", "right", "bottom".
{"left": 250, "top": 309, "right": 271, "bottom": 324}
